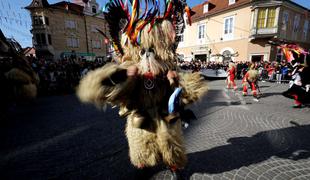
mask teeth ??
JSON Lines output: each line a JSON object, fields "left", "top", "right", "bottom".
{"left": 147, "top": 58, "right": 151, "bottom": 72}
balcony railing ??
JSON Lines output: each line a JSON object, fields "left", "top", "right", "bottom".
{"left": 32, "top": 24, "right": 49, "bottom": 30}
{"left": 35, "top": 44, "right": 54, "bottom": 52}
{"left": 251, "top": 27, "right": 278, "bottom": 37}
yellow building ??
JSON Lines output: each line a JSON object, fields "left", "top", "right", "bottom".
{"left": 26, "top": 0, "right": 108, "bottom": 61}
{"left": 177, "top": 0, "right": 310, "bottom": 62}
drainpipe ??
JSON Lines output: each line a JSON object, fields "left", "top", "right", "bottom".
{"left": 84, "top": 15, "right": 89, "bottom": 54}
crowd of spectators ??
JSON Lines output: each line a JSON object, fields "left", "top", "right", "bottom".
{"left": 178, "top": 60, "right": 227, "bottom": 72}
{"left": 178, "top": 59, "right": 294, "bottom": 82}
{"left": 27, "top": 56, "right": 106, "bottom": 96}
{"left": 23, "top": 56, "right": 295, "bottom": 96}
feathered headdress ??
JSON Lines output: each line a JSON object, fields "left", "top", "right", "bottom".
{"left": 100, "top": 0, "right": 193, "bottom": 56}
{"left": 278, "top": 44, "right": 308, "bottom": 62}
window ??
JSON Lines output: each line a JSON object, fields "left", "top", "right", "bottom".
{"left": 45, "top": 17, "right": 49, "bottom": 26}
{"left": 33, "top": 16, "right": 44, "bottom": 25}
{"left": 92, "top": 6, "right": 97, "bottom": 13}
{"left": 293, "top": 15, "right": 300, "bottom": 39}
{"left": 229, "top": 0, "right": 236, "bottom": 5}
{"left": 48, "top": 34, "right": 52, "bottom": 45}
{"left": 65, "top": 20, "right": 77, "bottom": 29}
{"left": 257, "top": 8, "right": 267, "bottom": 28}
{"left": 35, "top": 34, "right": 40, "bottom": 45}
{"left": 266, "top": 8, "right": 276, "bottom": 28}
{"left": 203, "top": 4, "right": 209, "bottom": 13}
{"left": 198, "top": 24, "right": 205, "bottom": 39}
{"left": 281, "top": 11, "right": 289, "bottom": 31}
{"left": 293, "top": 15, "right": 300, "bottom": 32}
{"left": 35, "top": 33, "right": 46, "bottom": 45}
{"left": 92, "top": 40, "right": 101, "bottom": 49}
{"left": 257, "top": 7, "right": 276, "bottom": 28}
{"left": 303, "top": 20, "right": 309, "bottom": 39}
{"left": 67, "top": 37, "right": 79, "bottom": 48}
{"left": 223, "top": 16, "right": 234, "bottom": 40}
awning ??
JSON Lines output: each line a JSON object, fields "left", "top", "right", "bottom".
{"left": 36, "top": 50, "right": 54, "bottom": 57}
{"left": 61, "top": 52, "right": 96, "bottom": 57}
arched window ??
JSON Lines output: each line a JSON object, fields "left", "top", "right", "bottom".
{"left": 222, "top": 50, "right": 232, "bottom": 63}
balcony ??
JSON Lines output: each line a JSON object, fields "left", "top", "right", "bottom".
{"left": 31, "top": 24, "right": 49, "bottom": 31}
{"left": 250, "top": 27, "right": 278, "bottom": 37}
{"left": 250, "top": 5, "right": 280, "bottom": 39}
{"left": 35, "top": 44, "right": 54, "bottom": 55}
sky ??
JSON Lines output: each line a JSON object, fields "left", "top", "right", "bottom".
{"left": 0, "top": 0, "right": 309, "bottom": 48}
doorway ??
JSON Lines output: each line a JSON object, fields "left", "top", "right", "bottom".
{"left": 251, "top": 55, "right": 264, "bottom": 62}
{"left": 194, "top": 54, "right": 207, "bottom": 61}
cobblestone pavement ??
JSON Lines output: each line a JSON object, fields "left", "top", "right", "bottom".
{"left": 0, "top": 80, "right": 309, "bottom": 180}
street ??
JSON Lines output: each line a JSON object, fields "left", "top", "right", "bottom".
{"left": 1, "top": 80, "right": 310, "bottom": 180}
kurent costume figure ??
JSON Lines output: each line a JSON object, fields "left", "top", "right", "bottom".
{"left": 226, "top": 61, "right": 237, "bottom": 90}
{"left": 278, "top": 43, "right": 310, "bottom": 108}
{"left": 242, "top": 64, "right": 259, "bottom": 97}
{"left": 0, "top": 30, "right": 39, "bottom": 119}
{"left": 77, "top": 0, "right": 207, "bottom": 177}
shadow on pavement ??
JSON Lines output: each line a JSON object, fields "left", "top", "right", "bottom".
{"left": 183, "top": 123, "right": 310, "bottom": 178}
{"left": 259, "top": 85, "right": 271, "bottom": 88}
{"left": 260, "top": 92, "right": 283, "bottom": 98}
{"left": 2, "top": 86, "right": 308, "bottom": 179}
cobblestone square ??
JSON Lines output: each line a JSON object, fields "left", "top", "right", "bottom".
{"left": 0, "top": 80, "right": 309, "bottom": 180}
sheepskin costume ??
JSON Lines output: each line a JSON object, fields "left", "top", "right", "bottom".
{"left": 0, "top": 30, "right": 38, "bottom": 102}
{"left": 242, "top": 64, "right": 259, "bottom": 96}
{"left": 77, "top": 0, "right": 207, "bottom": 171}
{"left": 5, "top": 68, "right": 38, "bottom": 100}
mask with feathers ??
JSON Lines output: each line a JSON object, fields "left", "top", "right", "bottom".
{"left": 100, "top": 0, "right": 194, "bottom": 76}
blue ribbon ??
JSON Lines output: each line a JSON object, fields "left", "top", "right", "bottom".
{"left": 168, "top": 87, "right": 182, "bottom": 114}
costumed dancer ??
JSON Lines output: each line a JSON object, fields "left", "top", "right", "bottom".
{"left": 0, "top": 30, "right": 39, "bottom": 119}
{"left": 226, "top": 61, "right": 237, "bottom": 90}
{"left": 302, "top": 58, "right": 310, "bottom": 105}
{"left": 279, "top": 43, "right": 310, "bottom": 108}
{"left": 0, "top": 30, "right": 38, "bottom": 101}
{"left": 242, "top": 64, "right": 259, "bottom": 98}
{"left": 77, "top": 0, "right": 207, "bottom": 178}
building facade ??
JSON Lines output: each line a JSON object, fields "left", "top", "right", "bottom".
{"left": 177, "top": 0, "right": 310, "bottom": 63}
{"left": 26, "top": 0, "right": 108, "bottom": 61}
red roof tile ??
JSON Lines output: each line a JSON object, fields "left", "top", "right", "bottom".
{"left": 50, "top": 1, "right": 84, "bottom": 15}
{"left": 191, "top": 0, "right": 251, "bottom": 22}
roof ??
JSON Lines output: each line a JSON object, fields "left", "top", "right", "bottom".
{"left": 49, "top": 1, "right": 84, "bottom": 15}
{"left": 72, "top": 0, "right": 89, "bottom": 7}
{"left": 25, "top": 0, "right": 49, "bottom": 9}
{"left": 6, "top": 38, "right": 22, "bottom": 53}
{"left": 191, "top": 0, "right": 251, "bottom": 22}
{"left": 26, "top": 1, "right": 84, "bottom": 15}
{"left": 191, "top": 0, "right": 310, "bottom": 23}
{"left": 23, "top": 47, "right": 36, "bottom": 55}
{"left": 282, "top": 0, "right": 310, "bottom": 12}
